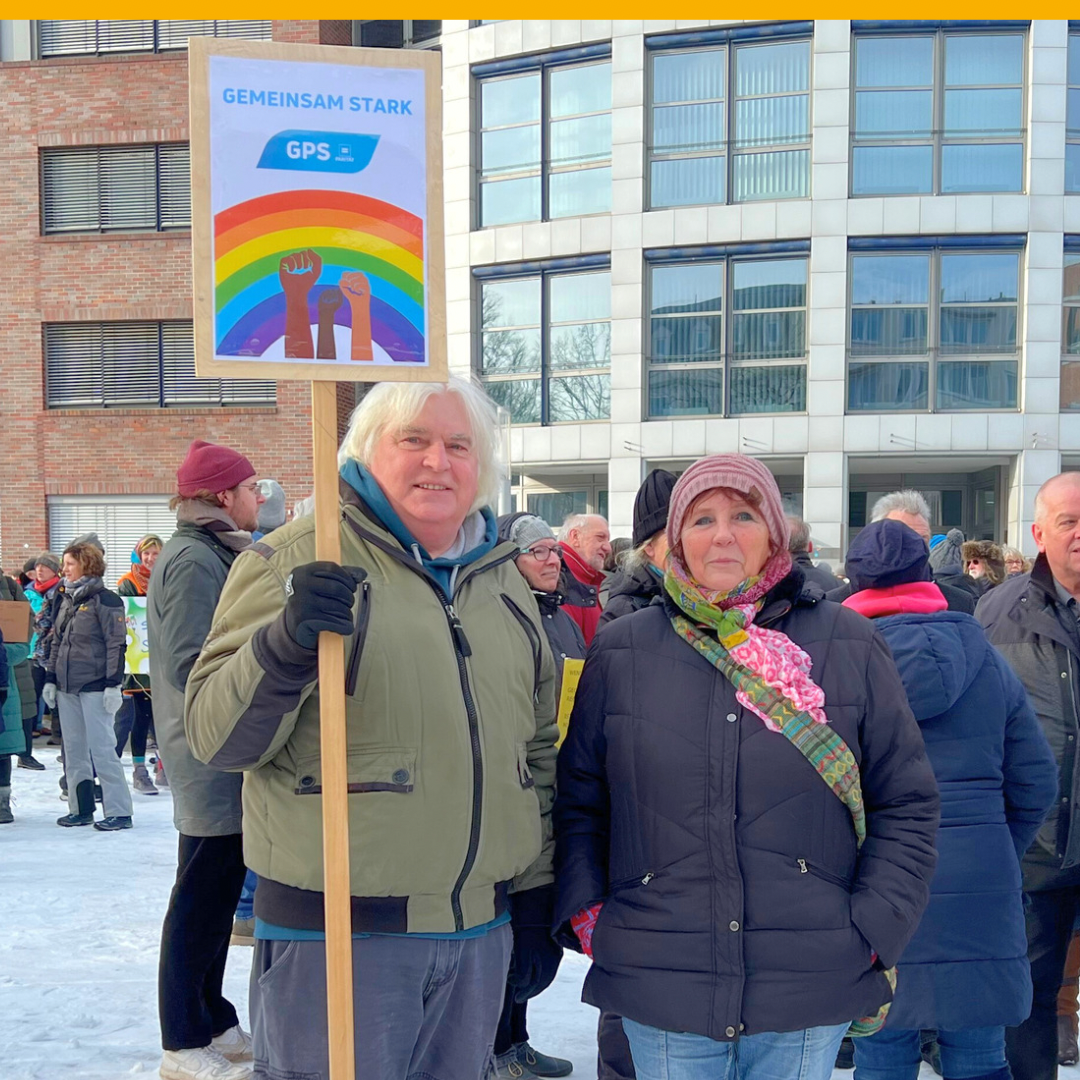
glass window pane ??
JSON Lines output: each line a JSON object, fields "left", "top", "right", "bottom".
{"left": 652, "top": 103, "right": 725, "bottom": 154}
{"left": 855, "top": 37, "right": 933, "bottom": 88}
{"left": 651, "top": 156, "right": 726, "bottom": 208}
{"left": 735, "top": 41, "right": 809, "bottom": 96}
{"left": 941, "top": 143, "right": 1023, "bottom": 193}
{"left": 653, "top": 49, "right": 725, "bottom": 105}
{"left": 1070, "top": 35, "right": 1080, "bottom": 86}
{"left": 650, "top": 315, "right": 723, "bottom": 362}
{"left": 732, "top": 258, "right": 806, "bottom": 310}
{"left": 482, "top": 279, "right": 540, "bottom": 328}
{"left": 854, "top": 90, "right": 933, "bottom": 139}
{"left": 729, "top": 364, "right": 805, "bottom": 414}
{"left": 550, "top": 114, "right": 611, "bottom": 169}
{"left": 733, "top": 148, "right": 809, "bottom": 201}
{"left": 1068, "top": 89, "right": 1080, "bottom": 136}
{"left": 550, "top": 63, "right": 611, "bottom": 118}
{"left": 527, "top": 490, "right": 587, "bottom": 524}
{"left": 732, "top": 312, "right": 806, "bottom": 360}
{"left": 551, "top": 272, "right": 610, "bottom": 323}
{"left": 652, "top": 264, "right": 723, "bottom": 314}
{"left": 939, "top": 307, "right": 1018, "bottom": 354}
{"left": 648, "top": 368, "right": 724, "bottom": 417}
{"left": 550, "top": 323, "right": 611, "bottom": 370}
{"left": 848, "top": 362, "right": 929, "bottom": 410}
{"left": 549, "top": 166, "right": 611, "bottom": 218}
{"left": 483, "top": 378, "right": 541, "bottom": 424}
{"left": 1065, "top": 255, "right": 1080, "bottom": 302}
{"left": 735, "top": 94, "right": 809, "bottom": 148}
{"left": 482, "top": 74, "right": 540, "bottom": 128}
{"left": 481, "top": 176, "right": 541, "bottom": 227}
{"left": 852, "top": 145, "right": 933, "bottom": 195}
{"left": 944, "top": 89, "right": 1022, "bottom": 137}
{"left": 945, "top": 34, "right": 1023, "bottom": 87}
{"left": 851, "top": 255, "right": 930, "bottom": 306}
{"left": 481, "top": 125, "right": 540, "bottom": 176}
{"left": 936, "top": 360, "right": 1017, "bottom": 409}
{"left": 481, "top": 330, "right": 541, "bottom": 375}
{"left": 1067, "top": 144, "right": 1080, "bottom": 195}
{"left": 850, "top": 309, "right": 930, "bottom": 356}
{"left": 940, "top": 253, "right": 1019, "bottom": 304}
{"left": 1063, "top": 307, "right": 1080, "bottom": 354}
{"left": 1062, "top": 360, "right": 1080, "bottom": 410}
{"left": 549, "top": 373, "right": 610, "bottom": 421}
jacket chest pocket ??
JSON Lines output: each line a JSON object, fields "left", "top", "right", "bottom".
{"left": 294, "top": 747, "right": 417, "bottom": 795}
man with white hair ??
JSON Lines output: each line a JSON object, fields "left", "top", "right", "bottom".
{"left": 558, "top": 513, "right": 611, "bottom": 646}
{"left": 184, "top": 376, "right": 558, "bottom": 1080}
{"left": 870, "top": 489, "right": 933, "bottom": 544}
{"left": 980, "top": 472, "right": 1080, "bottom": 1080}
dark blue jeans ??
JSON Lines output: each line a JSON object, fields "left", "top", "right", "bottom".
{"left": 853, "top": 1025, "right": 1008, "bottom": 1079}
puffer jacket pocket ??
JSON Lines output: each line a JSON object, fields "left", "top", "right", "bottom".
{"left": 516, "top": 742, "right": 535, "bottom": 790}
{"left": 293, "top": 747, "right": 417, "bottom": 795}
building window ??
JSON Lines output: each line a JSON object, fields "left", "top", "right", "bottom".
{"left": 37, "top": 20, "right": 272, "bottom": 57}
{"left": 44, "top": 321, "right": 276, "bottom": 409}
{"left": 648, "top": 37, "right": 810, "bottom": 209}
{"left": 41, "top": 144, "right": 190, "bottom": 235}
{"left": 851, "top": 28, "right": 1025, "bottom": 196}
{"left": 646, "top": 251, "right": 807, "bottom": 417}
{"left": 1063, "top": 249, "right": 1080, "bottom": 408}
{"left": 848, "top": 245, "right": 1020, "bottom": 412}
{"left": 48, "top": 497, "right": 178, "bottom": 589}
{"left": 1068, "top": 34, "right": 1080, "bottom": 193}
{"left": 354, "top": 21, "right": 441, "bottom": 49}
{"left": 478, "top": 53, "right": 611, "bottom": 227}
{"left": 478, "top": 265, "right": 611, "bottom": 424}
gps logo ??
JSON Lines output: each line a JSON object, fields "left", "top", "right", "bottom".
{"left": 257, "top": 130, "right": 379, "bottom": 173}
{"left": 286, "top": 140, "right": 331, "bottom": 161}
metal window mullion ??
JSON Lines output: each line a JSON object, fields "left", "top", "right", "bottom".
{"left": 928, "top": 251, "right": 942, "bottom": 411}
{"left": 541, "top": 69, "right": 551, "bottom": 222}
{"left": 722, "top": 256, "right": 732, "bottom": 415}
{"left": 725, "top": 44, "right": 735, "bottom": 206}
{"left": 157, "top": 322, "right": 165, "bottom": 407}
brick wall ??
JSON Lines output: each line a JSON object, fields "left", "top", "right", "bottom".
{"left": 0, "top": 22, "right": 354, "bottom": 566}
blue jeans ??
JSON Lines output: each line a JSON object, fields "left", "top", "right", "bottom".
{"left": 235, "top": 869, "right": 257, "bottom": 921}
{"left": 853, "top": 1025, "right": 1008, "bottom": 1080}
{"left": 622, "top": 1017, "right": 848, "bottom": 1080}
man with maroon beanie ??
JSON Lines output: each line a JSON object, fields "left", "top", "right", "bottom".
{"left": 148, "top": 440, "right": 265, "bottom": 1080}
{"left": 557, "top": 514, "right": 612, "bottom": 646}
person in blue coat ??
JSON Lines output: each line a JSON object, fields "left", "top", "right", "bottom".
{"left": 841, "top": 520, "right": 1058, "bottom": 1080}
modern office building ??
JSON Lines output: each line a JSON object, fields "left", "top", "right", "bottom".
{"left": 3, "top": 18, "right": 1080, "bottom": 569}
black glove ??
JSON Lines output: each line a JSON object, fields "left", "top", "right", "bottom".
{"left": 283, "top": 562, "right": 367, "bottom": 650}
{"left": 0, "top": 687, "right": 6, "bottom": 709}
{"left": 507, "top": 885, "right": 562, "bottom": 1003}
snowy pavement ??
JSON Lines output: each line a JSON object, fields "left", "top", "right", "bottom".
{"left": 0, "top": 745, "right": 1055, "bottom": 1079}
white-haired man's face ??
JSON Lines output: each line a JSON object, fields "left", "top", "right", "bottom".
{"left": 1033, "top": 475, "right": 1080, "bottom": 590}
{"left": 884, "top": 509, "right": 930, "bottom": 546}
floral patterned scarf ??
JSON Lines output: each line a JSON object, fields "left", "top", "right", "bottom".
{"left": 663, "top": 552, "right": 895, "bottom": 1036}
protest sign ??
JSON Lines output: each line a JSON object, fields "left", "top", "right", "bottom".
{"left": 124, "top": 596, "right": 149, "bottom": 676}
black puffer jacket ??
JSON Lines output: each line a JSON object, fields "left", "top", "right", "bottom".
{"left": 554, "top": 571, "right": 940, "bottom": 1041}
{"left": 978, "top": 555, "right": 1080, "bottom": 889}
{"left": 599, "top": 562, "right": 662, "bottom": 625}
{"left": 535, "top": 590, "right": 586, "bottom": 701}
{"left": 792, "top": 551, "right": 840, "bottom": 594}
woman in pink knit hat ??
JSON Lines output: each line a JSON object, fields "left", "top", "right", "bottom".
{"left": 553, "top": 453, "right": 942, "bottom": 1080}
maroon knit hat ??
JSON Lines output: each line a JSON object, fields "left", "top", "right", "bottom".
{"left": 667, "top": 454, "right": 790, "bottom": 555}
{"left": 176, "top": 440, "right": 255, "bottom": 497}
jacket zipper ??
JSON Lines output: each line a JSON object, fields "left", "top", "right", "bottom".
{"left": 342, "top": 511, "right": 518, "bottom": 931}
{"left": 797, "top": 858, "right": 851, "bottom": 889}
{"left": 344, "top": 581, "right": 371, "bottom": 699}
{"left": 609, "top": 871, "right": 655, "bottom": 892}
{"left": 501, "top": 594, "right": 542, "bottom": 701}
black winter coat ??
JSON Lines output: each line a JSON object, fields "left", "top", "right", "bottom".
{"left": 978, "top": 555, "right": 1080, "bottom": 889}
{"left": 792, "top": 551, "right": 840, "bottom": 594}
{"left": 599, "top": 562, "right": 662, "bottom": 625}
{"left": 534, "top": 589, "right": 586, "bottom": 701}
{"left": 554, "top": 572, "right": 940, "bottom": 1041}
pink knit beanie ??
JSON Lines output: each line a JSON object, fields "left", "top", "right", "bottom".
{"left": 667, "top": 454, "right": 790, "bottom": 555}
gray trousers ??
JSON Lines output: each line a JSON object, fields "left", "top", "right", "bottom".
{"left": 250, "top": 922, "right": 512, "bottom": 1080}
{"left": 58, "top": 691, "right": 133, "bottom": 819}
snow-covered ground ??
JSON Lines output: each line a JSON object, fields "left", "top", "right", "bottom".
{"left": 0, "top": 746, "right": 1052, "bottom": 1079}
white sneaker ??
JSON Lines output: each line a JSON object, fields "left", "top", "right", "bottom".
{"left": 211, "top": 1025, "right": 254, "bottom": 1062}
{"left": 160, "top": 1045, "right": 252, "bottom": 1080}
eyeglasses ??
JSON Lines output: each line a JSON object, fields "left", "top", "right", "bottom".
{"left": 239, "top": 482, "right": 261, "bottom": 494}
{"left": 521, "top": 545, "right": 560, "bottom": 563}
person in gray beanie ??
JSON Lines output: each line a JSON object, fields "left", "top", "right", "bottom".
{"left": 928, "top": 529, "right": 981, "bottom": 603}
{"left": 256, "top": 480, "right": 287, "bottom": 536}
{"left": 70, "top": 533, "right": 104, "bottom": 553}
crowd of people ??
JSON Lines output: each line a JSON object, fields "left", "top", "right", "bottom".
{"left": 6, "top": 376, "right": 1080, "bottom": 1080}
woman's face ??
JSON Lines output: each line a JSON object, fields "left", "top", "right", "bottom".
{"left": 141, "top": 545, "right": 160, "bottom": 571}
{"left": 680, "top": 489, "right": 773, "bottom": 593}
{"left": 1005, "top": 555, "right": 1024, "bottom": 575}
{"left": 62, "top": 553, "right": 82, "bottom": 582}
{"left": 35, "top": 564, "right": 54, "bottom": 583}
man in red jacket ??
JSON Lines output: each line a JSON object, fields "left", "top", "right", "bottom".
{"left": 558, "top": 514, "right": 611, "bottom": 646}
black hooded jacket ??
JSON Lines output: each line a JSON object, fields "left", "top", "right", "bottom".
{"left": 599, "top": 562, "right": 663, "bottom": 625}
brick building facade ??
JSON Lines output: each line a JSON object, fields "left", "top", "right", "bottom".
{"left": 0, "top": 20, "right": 353, "bottom": 576}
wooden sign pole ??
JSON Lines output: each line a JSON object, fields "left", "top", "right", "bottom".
{"left": 311, "top": 380, "right": 355, "bottom": 1080}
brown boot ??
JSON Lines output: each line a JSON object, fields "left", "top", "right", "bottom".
{"left": 1059, "top": 1013, "right": 1078, "bottom": 1067}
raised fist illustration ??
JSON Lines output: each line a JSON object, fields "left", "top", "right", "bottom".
{"left": 317, "top": 286, "right": 344, "bottom": 360}
{"left": 279, "top": 249, "right": 323, "bottom": 359}
{"left": 340, "top": 271, "right": 374, "bottom": 362}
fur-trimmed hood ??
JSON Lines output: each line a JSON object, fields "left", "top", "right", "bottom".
{"left": 961, "top": 540, "right": 1005, "bottom": 587}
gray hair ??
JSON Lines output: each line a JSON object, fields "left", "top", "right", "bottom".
{"left": 870, "top": 490, "right": 931, "bottom": 524}
{"left": 338, "top": 375, "right": 504, "bottom": 513}
{"left": 558, "top": 514, "right": 597, "bottom": 542}
{"left": 786, "top": 516, "right": 811, "bottom": 554}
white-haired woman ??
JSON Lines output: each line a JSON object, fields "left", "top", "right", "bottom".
{"left": 184, "top": 376, "right": 560, "bottom": 1080}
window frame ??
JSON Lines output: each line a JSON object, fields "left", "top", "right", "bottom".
{"left": 353, "top": 21, "right": 442, "bottom": 50}
{"left": 848, "top": 25, "right": 1028, "bottom": 198}
{"left": 475, "top": 49, "right": 613, "bottom": 228}
{"left": 35, "top": 20, "right": 272, "bottom": 58}
{"left": 1067, "top": 31, "right": 1080, "bottom": 193}
{"left": 845, "top": 242, "right": 1024, "bottom": 414}
{"left": 1062, "top": 242, "right": 1080, "bottom": 409}
{"left": 474, "top": 259, "right": 612, "bottom": 426}
{"left": 645, "top": 34, "right": 813, "bottom": 211}
{"left": 644, "top": 246, "right": 810, "bottom": 419}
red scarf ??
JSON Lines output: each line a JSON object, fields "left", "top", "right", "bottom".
{"left": 32, "top": 574, "right": 59, "bottom": 593}
{"left": 842, "top": 581, "right": 948, "bottom": 619}
{"left": 560, "top": 543, "right": 605, "bottom": 588}
{"left": 118, "top": 566, "right": 150, "bottom": 596}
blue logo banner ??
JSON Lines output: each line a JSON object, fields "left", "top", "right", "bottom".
{"left": 257, "top": 130, "right": 380, "bottom": 173}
